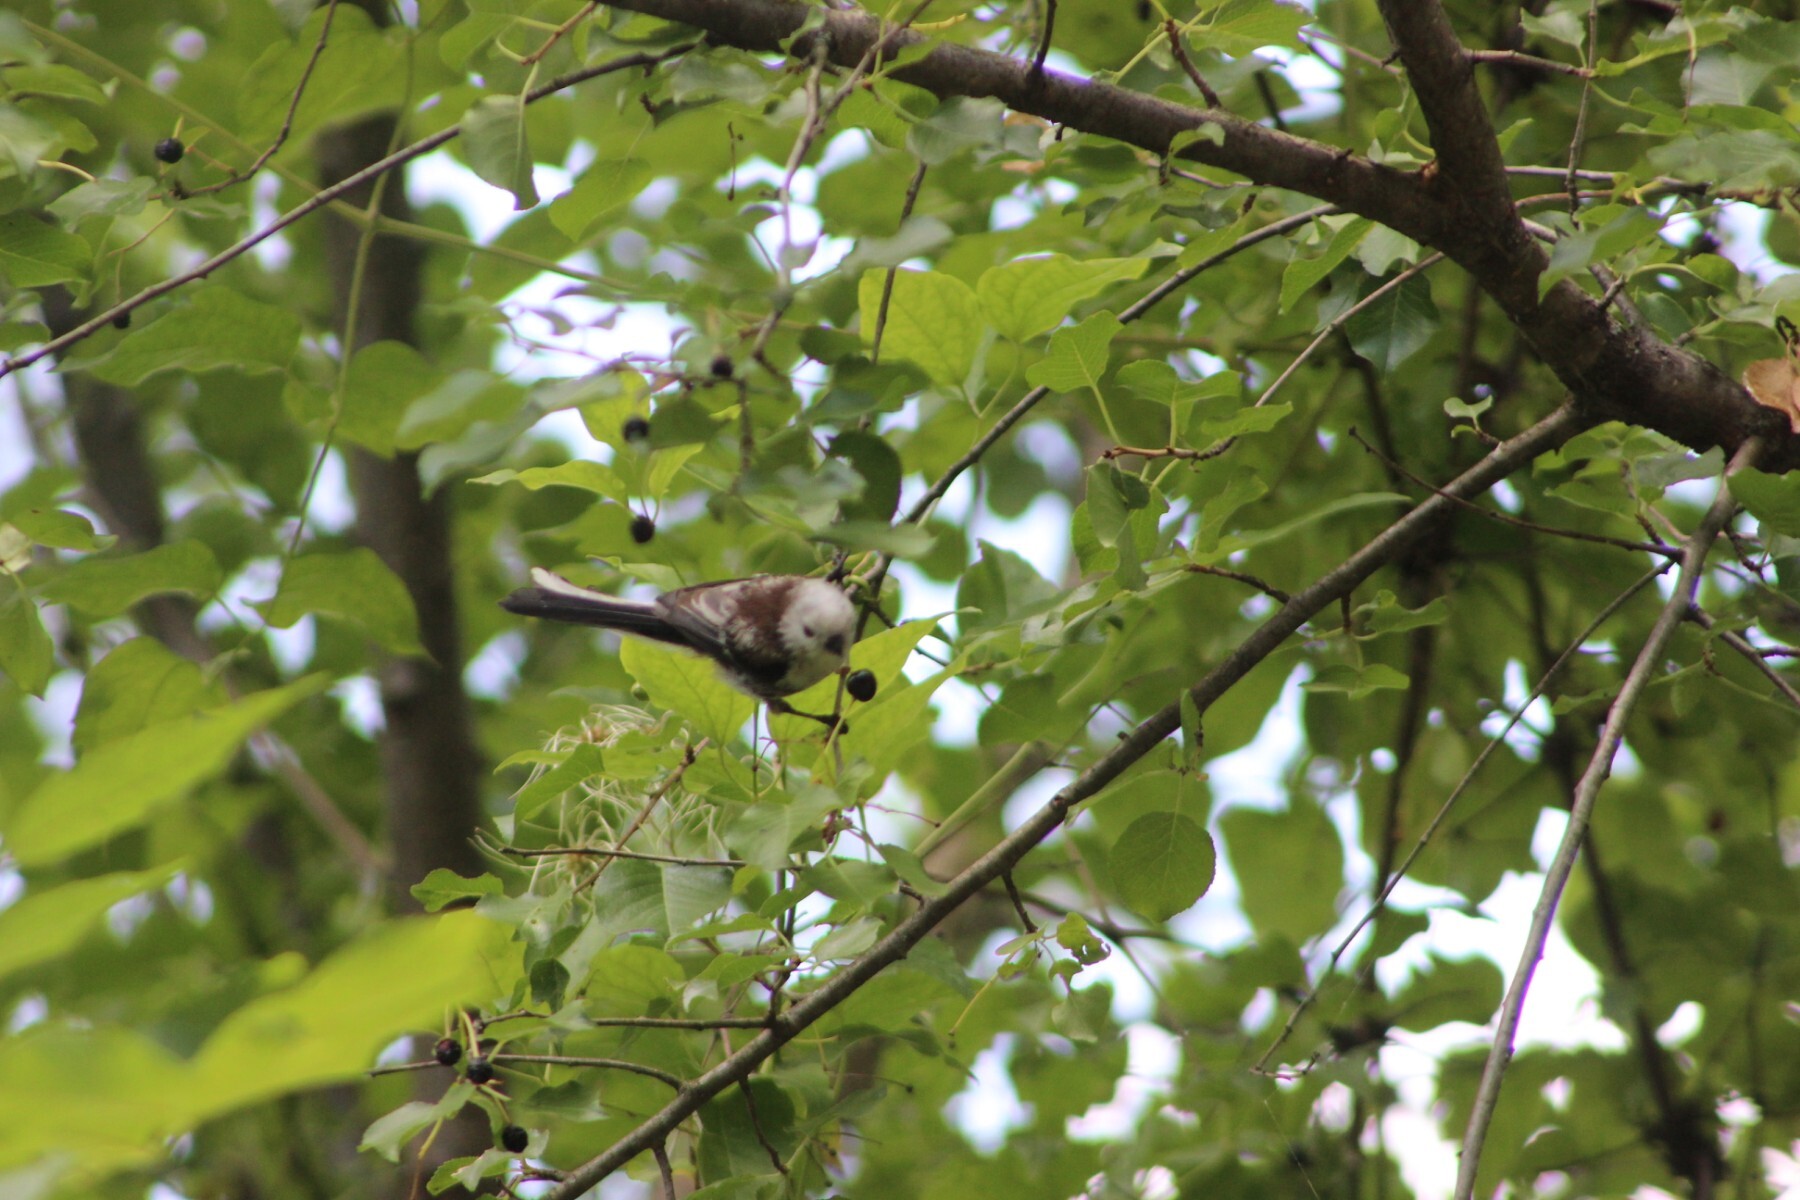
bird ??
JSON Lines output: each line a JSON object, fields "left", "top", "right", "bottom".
{"left": 500, "top": 567, "right": 858, "bottom": 726}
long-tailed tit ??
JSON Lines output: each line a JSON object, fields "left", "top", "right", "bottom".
{"left": 500, "top": 567, "right": 857, "bottom": 724}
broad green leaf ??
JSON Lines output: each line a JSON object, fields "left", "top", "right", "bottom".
{"left": 1356, "top": 590, "right": 1452, "bottom": 637}
{"left": 72, "top": 637, "right": 218, "bottom": 752}
{"left": 857, "top": 268, "right": 983, "bottom": 388}
{"left": 1110, "top": 812, "right": 1215, "bottom": 921}
{"left": 471, "top": 460, "right": 626, "bottom": 502}
{"left": 1389, "top": 954, "right": 1505, "bottom": 1032}
{"left": 361, "top": 1084, "right": 476, "bottom": 1161}
{"left": 1220, "top": 802, "right": 1344, "bottom": 946}
{"left": 1345, "top": 275, "right": 1437, "bottom": 372}
{"left": 256, "top": 548, "right": 424, "bottom": 656}
{"left": 1187, "top": 0, "right": 1310, "bottom": 55}
{"left": 1303, "top": 662, "right": 1411, "bottom": 699}
{"left": 549, "top": 158, "right": 653, "bottom": 240}
{"left": 1200, "top": 402, "right": 1292, "bottom": 439}
{"left": 5, "top": 676, "right": 326, "bottom": 866}
{"left": 1731, "top": 468, "right": 1800, "bottom": 536}
{"left": 619, "top": 637, "right": 754, "bottom": 743}
{"left": 510, "top": 742, "right": 609, "bottom": 821}
{"left": 79, "top": 287, "right": 300, "bottom": 385}
{"left": 8, "top": 507, "right": 113, "bottom": 551}
{"left": 697, "top": 1078, "right": 798, "bottom": 1181}
{"left": 411, "top": 868, "right": 504, "bottom": 912}
{"left": 0, "top": 1023, "right": 185, "bottom": 1168}
{"left": 47, "top": 177, "right": 152, "bottom": 226}
{"left": 725, "top": 786, "right": 843, "bottom": 871}
{"left": 461, "top": 93, "right": 539, "bottom": 210}
{"left": 339, "top": 341, "right": 445, "bottom": 456}
{"left": 1539, "top": 207, "right": 1664, "bottom": 296}
{"left": 0, "top": 866, "right": 179, "bottom": 982}
{"left": 0, "top": 212, "right": 91, "bottom": 287}
{"left": 0, "top": 575, "right": 52, "bottom": 696}
{"left": 978, "top": 254, "right": 1149, "bottom": 342}
{"left": 41, "top": 540, "right": 221, "bottom": 617}
{"left": 189, "top": 911, "right": 512, "bottom": 1117}
{"left": 1280, "top": 216, "right": 1372, "bottom": 312}
{"left": 1024, "top": 310, "right": 1122, "bottom": 394}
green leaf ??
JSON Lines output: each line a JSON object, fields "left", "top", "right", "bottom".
{"left": 1199, "top": 402, "right": 1292, "bottom": 439}
{"left": 1538, "top": 207, "right": 1664, "bottom": 296}
{"left": 977, "top": 254, "right": 1150, "bottom": 342}
{"left": 1731, "top": 468, "right": 1800, "bottom": 536}
{"left": 47, "top": 177, "right": 153, "bottom": 226}
{"left": 339, "top": 341, "right": 447, "bottom": 455}
{"left": 827, "top": 431, "right": 902, "bottom": 523}
{"left": 1280, "top": 216, "right": 1372, "bottom": 312}
{"left": 41, "top": 540, "right": 221, "bottom": 617}
{"left": 857, "top": 268, "right": 984, "bottom": 388}
{"left": 461, "top": 93, "right": 540, "bottom": 210}
{"left": 9, "top": 507, "right": 113, "bottom": 551}
{"left": 4, "top": 676, "right": 327, "bottom": 867}
{"left": 189, "top": 911, "right": 512, "bottom": 1118}
{"left": 411, "top": 869, "right": 504, "bottom": 913}
{"left": 1085, "top": 463, "right": 1149, "bottom": 548}
{"left": 1110, "top": 812, "right": 1215, "bottom": 921}
{"left": 256, "top": 548, "right": 424, "bottom": 656}
{"left": 509, "top": 742, "right": 609, "bottom": 821}
{"left": 0, "top": 575, "right": 52, "bottom": 696}
{"left": 619, "top": 637, "right": 754, "bottom": 743}
{"left": 1187, "top": 0, "right": 1309, "bottom": 55}
{"left": 1024, "top": 310, "right": 1122, "bottom": 393}
{"left": 0, "top": 212, "right": 91, "bottom": 287}
{"left": 549, "top": 158, "right": 653, "bottom": 240}
{"left": 470, "top": 460, "right": 627, "bottom": 502}
{"left": 79, "top": 287, "right": 300, "bottom": 386}
{"left": 1303, "top": 662, "right": 1411, "bottom": 699}
{"left": 1220, "top": 802, "right": 1344, "bottom": 945}
{"left": 1345, "top": 275, "right": 1437, "bottom": 372}
{"left": 0, "top": 866, "right": 179, "bottom": 983}
{"left": 72, "top": 637, "right": 219, "bottom": 752}
{"left": 361, "top": 1085, "right": 476, "bottom": 1162}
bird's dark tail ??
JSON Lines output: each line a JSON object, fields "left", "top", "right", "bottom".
{"left": 499, "top": 569, "right": 689, "bottom": 647}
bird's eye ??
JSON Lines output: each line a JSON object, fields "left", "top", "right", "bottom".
{"left": 802, "top": 625, "right": 815, "bottom": 637}
{"left": 824, "top": 634, "right": 845, "bottom": 655}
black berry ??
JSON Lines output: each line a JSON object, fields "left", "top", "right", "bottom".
{"left": 499, "top": 1124, "right": 529, "bottom": 1153}
{"left": 845, "top": 669, "right": 877, "bottom": 702}
{"left": 465, "top": 1055, "right": 495, "bottom": 1084}
{"left": 433, "top": 1037, "right": 462, "bottom": 1066}
{"left": 621, "top": 414, "right": 650, "bottom": 442}
{"left": 709, "top": 353, "right": 734, "bottom": 379}
{"left": 629, "top": 513, "right": 656, "bottom": 544}
{"left": 111, "top": 312, "right": 131, "bottom": 330}
{"left": 153, "top": 137, "right": 185, "bottom": 164}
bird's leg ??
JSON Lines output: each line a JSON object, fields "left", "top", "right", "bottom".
{"left": 765, "top": 698, "right": 846, "bottom": 734}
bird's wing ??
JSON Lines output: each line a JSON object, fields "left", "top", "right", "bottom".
{"left": 499, "top": 568, "right": 690, "bottom": 646}
{"left": 656, "top": 578, "right": 791, "bottom": 691}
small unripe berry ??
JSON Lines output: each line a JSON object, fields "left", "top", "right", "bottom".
{"left": 709, "top": 353, "right": 734, "bottom": 379}
{"left": 845, "top": 669, "right": 877, "bottom": 702}
{"left": 499, "top": 1124, "right": 529, "bottom": 1153}
{"left": 465, "top": 1055, "right": 495, "bottom": 1084}
{"left": 153, "top": 137, "right": 185, "bottom": 164}
{"left": 111, "top": 312, "right": 131, "bottom": 330}
{"left": 621, "top": 415, "right": 650, "bottom": 443}
{"left": 433, "top": 1037, "right": 462, "bottom": 1066}
{"left": 629, "top": 514, "right": 656, "bottom": 544}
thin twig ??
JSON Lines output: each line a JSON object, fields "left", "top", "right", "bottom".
{"left": 494, "top": 1054, "right": 684, "bottom": 1089}
{"left": 1466, "top": 48, "right": 1592, "bottom": 78}
{"left": 178, "top": 0, "right": 344, "bottom": 199}
{"left": 868, "top": 160, "right": 929, "bottom": 367}
{"left": 521, "top": 1, "right": 600, "bottom": 66}
{"left": 499, "top": 844, "right": 744, "bottom": 868}
{"left": 652, "top": 1142, "right": 677, "bottom": 1200}
{"left": 1184, "top": 562, "right": 1292, "bottom": 604}
{"left": 1030, "top": 0, "right": 1057, "bottom": 78}
{"left": 1165, "top": 19, "right": 1221, "bottom": 107}
{"left": 1564, "top": 0, "right": 1600, "bottom": 219}
{"left": 1453, "top": 438, "right": 1761, "bottom": 1200}
{"left": 1687, "top": 608, "right": 1800, "bottom": 710}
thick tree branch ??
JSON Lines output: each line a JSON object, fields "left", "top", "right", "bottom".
{"left": 543, "top": 404, "right": 1585, "bottom": 1199}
